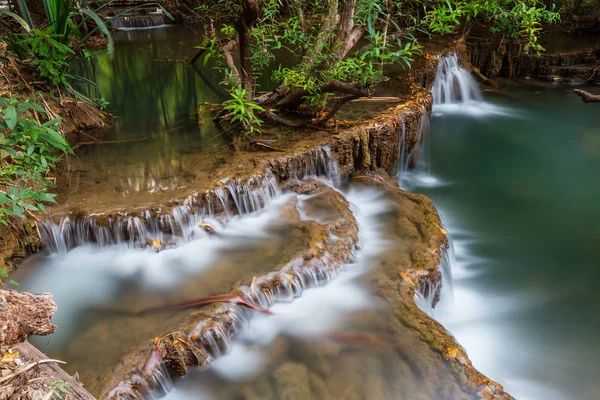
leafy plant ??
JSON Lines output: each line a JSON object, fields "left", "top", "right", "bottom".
{"left": 4, "top": 0, "right": 116, "bottom": 88}
{"left": 49, "top": 380, "right": 72, "bottom": 399}
{"left": 222, "top": 88, "right": 265, "bottom": 135}
{"left": 0, "top": 267, "right": 19, "bottom": 286}
{"left": 0, "top": 96, "right": 72, "bottom": 225}
{"left": 424, "top": 0, "right": 560, "bottom": 53}
{"left": 12, "top": 29, "right": 75, "bottom": 86}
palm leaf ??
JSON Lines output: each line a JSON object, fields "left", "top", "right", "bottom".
{"left": 16, "top": 0, "right": 33, "bottom": 28}
{"left": 77, "top": 8, "right": 115, "bottom": 56}
{"left": 0, "top": 9, "right": 31, "bottom": 33}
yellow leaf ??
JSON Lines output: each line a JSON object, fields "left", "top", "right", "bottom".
{"left": 1, "top": 351, "right": 19, "bottom": 363}
{"left": 399, "top": 271, "right": 415, "bottom": 288}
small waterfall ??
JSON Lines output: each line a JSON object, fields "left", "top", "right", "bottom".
{"left": 413, "top": 242, "right": 454, "bottom": 316}
{"left": 40, "top": 171, "right": 280, "bottom": 255}
{"left": 395, "top": 119, "right": 408, "bottom": 186}
{"left": 106, "top": 14, "right": 173, "bottom": 29}
{"left": 432, "top": 53, "right": 482, "bottom": 105}
{"left": 40, "top": 146, "right": 343, "bottom": 255}
{"left": 396, "top": 107, "right": 432, "bottom": 188}
{"left": 415, "top": 106, "right": 431, "bottom": 175}
{"left": 302, "top": 146, "right": 342, "bottom": 187}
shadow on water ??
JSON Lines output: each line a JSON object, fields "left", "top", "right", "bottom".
{"left": 407, "top": 83, "right": 600, "bottom": 400}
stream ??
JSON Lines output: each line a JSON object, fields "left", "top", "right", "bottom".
{"left": 9, "top": 24, "right": 600, "bottom": 400}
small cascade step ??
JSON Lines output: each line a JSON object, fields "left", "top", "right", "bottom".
{"left": 521, "top": 48, "right": 600, "bottom": 84}
{"left": 93, "top": 0, "right": 181, "bottom": 29}
{"left": 542, "top": 62, "right": 600, "bottom": 84}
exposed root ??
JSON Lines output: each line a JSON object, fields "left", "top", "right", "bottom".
{"left": 136, "top": 294, "right": 273, "bottom": 315}
{"left": 574, "top": 89, "right": 600, "bottom": 103}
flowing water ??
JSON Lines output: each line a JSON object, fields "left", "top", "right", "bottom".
{"left": 407, "top": 79, "right": 600, "bottom": 399}
{"left": 14, "top": 27, "right": 600, "bottom": 400}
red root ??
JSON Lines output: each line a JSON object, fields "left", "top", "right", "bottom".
{"left": 138, "top": 294, "right": 273, "bottom": 315}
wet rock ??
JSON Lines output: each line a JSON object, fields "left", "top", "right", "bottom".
{"left": 273, "top": 362, "right": 312, "bottom": 400}
{"left": 288, "top": 339, "right": 341, "bottom": 377}
{"left": 326, "top": 353, "right": 364, "bottom": 399}
{"left": 308, "top": 371, "right": 335, "bottom": 400}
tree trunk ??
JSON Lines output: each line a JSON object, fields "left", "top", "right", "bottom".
{"left": 237, "top": 0, "right": 260, "bottom": 99}
{"left": 9, "top": 341, "right": 95, "bottom": 399}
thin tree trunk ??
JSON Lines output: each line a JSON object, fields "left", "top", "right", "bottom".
{"left": 237, "top": 0, "right": 259, "bottom": 99}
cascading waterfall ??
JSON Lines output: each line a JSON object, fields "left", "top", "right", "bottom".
{"left": 40, "top": 146, "right": 342, "bottom": 255}
{"left": 432, "top": 53, "right": 482, "bottom": 106}
{"left": 415, "top": 106, "right": 431, "bottom": 176}
{"left": 106, "top": 13, "right": 173, "bottom": 29}
{"left": 396, "top": 106, "right": 432, "bottom": 189}
{"left": 395, "top": 119, "right": 408, "bottom": 186}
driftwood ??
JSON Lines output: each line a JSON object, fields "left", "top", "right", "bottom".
{"left": 5, "top": 341, "right": 95, "bottom": 400}
{"left": 574, "top": 89, "right": 600, "bottom": 103}
{"left": 0, "top": 290, "right": 56, "bottom": 353}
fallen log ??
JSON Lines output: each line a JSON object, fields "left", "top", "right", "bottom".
{"left": 0, "top": 290, "right": 56, "bottom": 353}
{"left": 3, "top": 341, "right": 96, "bottom": 400}
{"left": 574, "top": 89, "right": 600, "bottom": 103}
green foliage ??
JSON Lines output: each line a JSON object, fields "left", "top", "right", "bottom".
{"left": 0, "top": 96, "right": 72, "bottom": 225}
{"left": 5, "top": 0, "right": 115, "bottom": 88}
{"left": 201, "top": 0, "right": 420, "bottom": 104}
{"left": 0, "top": 268, "right": 19, "bottom": 286}
{"left": 222, "top": 88, "right": 265, "bottom": 135}
{"left": 50, "top": 380, "right": 72, "bottom": 399}
{"left": 12, "top": 29, "right": 75, "bottom": 86}
{"left": 424, "top": 0, "right": 560, "bottom": 53}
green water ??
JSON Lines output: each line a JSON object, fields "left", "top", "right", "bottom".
{"left": 411, "top": 84, "right": 600, "bottom": 400}
{"left": 65, "top": 25, "right": 231, "bottom": 205}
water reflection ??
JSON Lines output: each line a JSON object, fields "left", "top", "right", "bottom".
{"left": 65, "top": 25, "right": 230, "bottom": 203}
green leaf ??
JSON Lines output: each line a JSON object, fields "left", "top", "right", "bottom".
{"left": 12, "top": 202, "right": 25, "bottom": 218}
{"left": 9, "top": 280, "right": 19, "bottom": 286}
{"left": 4, "top": 105, "right": 17, "bottom": 129}
{"left": 78, "top": 8, "right": 115, "bottom": 56}
{"left": 36, "top": 192, "right": 56, "bottom": 203}
{"left": 0, "top": 9, "right": 31, "bottom": 33}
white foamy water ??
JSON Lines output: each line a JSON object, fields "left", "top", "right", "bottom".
{"left": 432, "top": 53, "right": 513, "bottom": 117}
{"left": 16, "top": 194, "right": 298, "bottom": 347}
{"left": 165, "top": 186, "right": 393, "bottom": 399}
{"left": 432, "top": 205, "right": 572, "bottom": 400}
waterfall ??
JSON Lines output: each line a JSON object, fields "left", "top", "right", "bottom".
{"left": 106, "top": 14, "right": 173, "bottom": 29}
{"left": 302, "top": 146, "right": 342, "bottom": 187}
{"left": 39, "top": 171, "right": 280, "bottom": 256}
{"left": 40, "top": 146, "right": 343, "bottom": 255}
{"left": 396, "top": 107, "right": 432, "bottom": 189}
{"left": 432, "top": 53, "right": 482, "bottom": 106}
{"left": 415, "top": 106, "right": 431, "bottom": 176}
{"left": 395, "top": 119, "right": 408, "bottom": 186}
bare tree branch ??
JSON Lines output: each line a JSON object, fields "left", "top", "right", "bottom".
{"left": 317, "top": 94, "right": 359, "bottom": 126}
